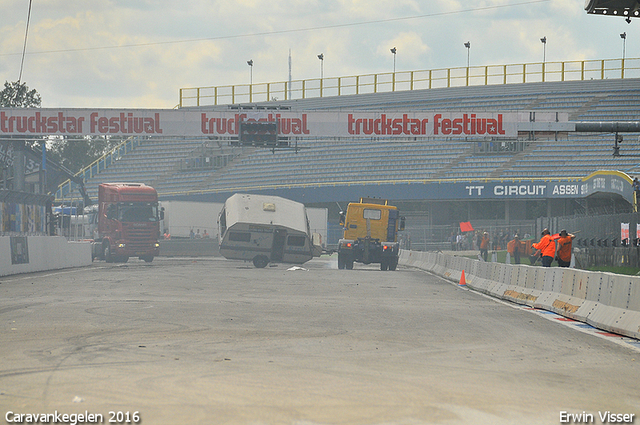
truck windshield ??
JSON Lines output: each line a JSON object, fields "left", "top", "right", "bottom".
{"left": 117, "top": 202, "right": 158, "bottom": 222}
{"left": 363, "top": 209, "right": 381, "bottom": 220}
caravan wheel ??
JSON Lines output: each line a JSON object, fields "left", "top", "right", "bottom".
{"left": 253, "top": 255, "right": 269, "bottom": 268}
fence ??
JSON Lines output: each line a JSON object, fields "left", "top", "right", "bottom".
{"left": 180, "top": 57, "right": 640, "bottom": 107}
{"left": 539, "top": 212, "right": 640, "bottom": 247}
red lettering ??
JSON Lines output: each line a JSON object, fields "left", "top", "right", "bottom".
{"left": 452, "top": 118, "right": 463, "bottom": 135}
{"left": 498, "top": 114, "right": 505, "bottom": 135}
{"left": 441, "top": 118, "right": 451, "bottom": 135}
{"left": 433, "top": 114, "right": 442, "bottom": 135}
{"left": 201, "top": 113, "right": 209, "bottom": 134}
{"left": 109, "top": 117, "right": 120, "bottom": 133}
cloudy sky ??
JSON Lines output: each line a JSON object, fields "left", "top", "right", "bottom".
{"left": 0, "top": 0, "right": 637, "bottom": 108}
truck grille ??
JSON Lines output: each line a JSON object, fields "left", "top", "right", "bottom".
{"left": 122, "top": 225, "right": 156, "bottom": 251}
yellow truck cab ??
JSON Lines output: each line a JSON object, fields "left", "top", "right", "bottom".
{"left": 338, "top": 198, "right": 405, "bottom": 270}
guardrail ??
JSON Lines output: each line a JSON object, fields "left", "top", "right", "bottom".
{"left": 0, "top": 236, "right": 92, "bottom": 277}
{"left": 179, "top": 57, "right": 640, "bottom": 107}
{"left": 399, "top": 250, "right": 640, "bottom": 339}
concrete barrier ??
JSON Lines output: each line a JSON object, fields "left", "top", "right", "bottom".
{"left": 159, "top": 238, "right": 220, "bottom": 257}
{"left": 1, "top": 236, "right": 92, "bottom": 277}
{"left": 399, "top": 249, "right": 640, "bottom": 340}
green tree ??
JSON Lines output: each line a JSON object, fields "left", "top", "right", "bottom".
{"left": 0, "top": 80, "right": 41, "bottom": 107}
{"left": 0, "top": 80, "right": 122, "bottom": 177}
{"left": 47, "top": 136, "right": 125, "bottom": 174}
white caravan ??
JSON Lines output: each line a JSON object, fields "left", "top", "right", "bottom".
{"left": 218, "top": 193, "right": 321, "bottom": 268}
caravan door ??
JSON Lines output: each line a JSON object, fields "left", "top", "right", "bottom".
{"left": 272, "top": 229, "right": 287, "bottom": 262}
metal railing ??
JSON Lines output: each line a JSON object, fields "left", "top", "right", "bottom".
{"left": 179, "top": 57, "right": 640, "bottom": 107}
{"left": 55, "top": 137, "right": 140, "bottom": 201}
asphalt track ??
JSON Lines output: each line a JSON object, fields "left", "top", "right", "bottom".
{"left": 1, "top": 256, "right": 639, "bottom": 425}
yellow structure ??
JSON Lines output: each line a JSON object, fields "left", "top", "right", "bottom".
{"left": 179, "top": 57, "right": 639, "bottom": 107}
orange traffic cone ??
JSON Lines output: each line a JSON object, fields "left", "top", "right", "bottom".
{"left": 459, "top": 270, "right": 467, "bottom": 286}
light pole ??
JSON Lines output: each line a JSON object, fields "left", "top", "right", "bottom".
{"left": 390, "top": 47, "right": 397, "bottom": 73}
{"left": 317, "top": 53, "right": 324, "bottom": 79}
{"left": 464, "top": 42, "right": 471, "bottom": 86}
{"left": 621, "top": 32, "right": 627, "bottom": 78}
{"left": 247, "top": 59, "right": 253, "bottom": 85}
{"left": 464, "top": 42, "right": 471, "bottom": 67}
{"left": 247, "top": 59, "right": 253, "bottom": 102}
{"left": 318, "top": 53, "right": 324, "bottom": 97}
{"left": 390, "top": 47, "right": 397, "bottom": 91}
{"left": 540, "top": 36, "right": 547, "bottom": 82}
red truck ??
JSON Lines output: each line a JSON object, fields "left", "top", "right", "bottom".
{"left": 91, "top": 183, "right": 163, "bottom": 263}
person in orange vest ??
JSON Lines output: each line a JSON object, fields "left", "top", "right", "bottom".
{"left": 532, "top": 228, "right": 556, "bottom": 267}
{"left": 479, "top": 231, "right": 490, "bottom": 261}
{"left": 555, "top": 229, "right": 575, "bottom": 267}
{"left": 507, "top": 234, "right": 522, "bottom": 264}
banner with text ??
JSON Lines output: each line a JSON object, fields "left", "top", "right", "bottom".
{"left": 0, "top": 109, "right": 519, "bottom": 138}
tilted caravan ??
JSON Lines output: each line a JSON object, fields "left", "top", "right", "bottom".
{"left": 218, "top": 193, "right": 320, "bottom": 268}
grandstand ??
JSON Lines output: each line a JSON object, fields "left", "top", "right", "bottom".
{"left": 53, "top": 74, "right": 640, "bottom": 246}
{"left": 63, "top": 78, "right": 640, "bottom": 196}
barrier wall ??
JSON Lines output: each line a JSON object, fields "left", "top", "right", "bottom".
{"left": 0, "top": 236, "right": 92, "bottom": 277}
{"left": 399, "top": 250, "right": 640, "bottom": 340}
{"left": 159, "top": 238, "right": 220, "bottom": 257}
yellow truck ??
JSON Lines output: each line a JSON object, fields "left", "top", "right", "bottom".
{"left": 337, "top": 198, "right": 405, "bottom": 271}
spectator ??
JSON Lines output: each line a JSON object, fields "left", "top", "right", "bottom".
{"left": 195, "top": 229, "right": 202, "bottom": 239}
{"left": 203, "top": 229, "right": 210, "bottom": 238}
{"left": 189, "top": 228, "right": 195, "bottom": 239}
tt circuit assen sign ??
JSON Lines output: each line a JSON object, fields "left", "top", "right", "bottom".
{"left": 0, "top": 108, "right": 520, "bottom": 139}
{"left": 457, "top": 171, "right": 633, "bottom": 203}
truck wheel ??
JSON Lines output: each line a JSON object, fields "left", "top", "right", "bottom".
{"left": 338, "top": 253, "right": 346, "bottom": 269}
{"left": 104, "top": 243, "right": 114, "bottom": 263}
{"left": 345, "top": 258, "right": 354, "bottom": 270}
{"left": 253, "top": 255, "right": 269, "bottom": 268}
{"left": 140, "top": 255, "right": 154, "bottom": 263}
{"left": 380, "top": 260, "right": 389, "bottom": 271}
{"left": 389, "top": 257, "right": 398, "bottom": 271}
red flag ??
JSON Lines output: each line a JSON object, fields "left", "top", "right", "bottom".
{"left": 459, "top": 222, "right": 474, "bottom": 232}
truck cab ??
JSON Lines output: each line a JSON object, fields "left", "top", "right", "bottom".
{"left": 338, "top": 198, "right": 405, "bottom": 270}
{"left": 93, "top": 183, "right": 163, "bottom": 263}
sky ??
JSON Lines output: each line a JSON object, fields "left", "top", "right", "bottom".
{"left": 0, "top": 0, "right": 638, "bottom": 109}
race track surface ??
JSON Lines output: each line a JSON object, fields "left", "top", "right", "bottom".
{"left": 1, "top": 256, "right": 639, "bottom": 424}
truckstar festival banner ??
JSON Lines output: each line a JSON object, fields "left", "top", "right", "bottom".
{"left": 0, "top": 108, "right": 520, "bottom": 139}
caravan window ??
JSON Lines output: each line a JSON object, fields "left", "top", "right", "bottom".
{"left": 229, "top": 232, "right": 251, "bottom": 242}
{"left": 287, "top": 235, "right": 306, "bottom": 247}
{"left": 363, "top": 209, "right": 381, "bottom": 220}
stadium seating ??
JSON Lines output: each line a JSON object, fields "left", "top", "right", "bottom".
{"left": 75, "top": 78, "right": 640, "bottom": 199}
